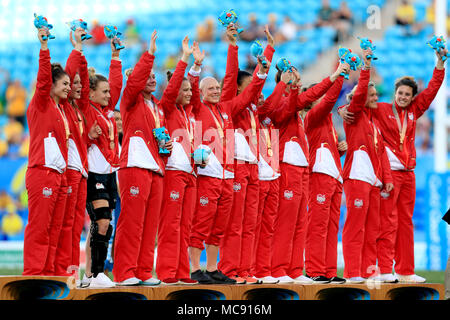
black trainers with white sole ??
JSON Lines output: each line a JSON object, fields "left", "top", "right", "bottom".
{"left": 307, "top": 275, "right": 332, "bottom": 284}
{"left": 329, "top": 276, "right": 346, "bottom": 284}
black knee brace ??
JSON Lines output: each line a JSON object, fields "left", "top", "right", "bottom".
{"left": 86, "top": 204, "right": 112, "bottom": 222}
{"left": 90, "top": 222, "right": 113, "bottom": 277}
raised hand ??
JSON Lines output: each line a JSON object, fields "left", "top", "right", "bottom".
{"left": 436, "top": 48, "right": 447, "bottom": 70}
{"left": 331, "top": 62, "right": 350, "bottom": 81}
{"left": 225, "top": 24, "right": 238, "bottom": 46}
{"left": 338, "top": 105, "right": 355, "bottom": 124}
{"left": 257, "top": 58, "right": 271, "bottom": 75}
{"left": 181, "top": 36, "right": 193, "bottom": 63}
{"left": 362, "top": 48, "right": 372, "bottom": 68}
{"left": 264, "top": 24, "right": 274, "bottom": 48}
{"left": 192, "top": 41, "right": 205, "bottom": 65}
{"left": 148, "top": 30, "right": 157, "bottom": 56}
{"left": 70, "top": 28, "right": 84, "bottom": 52}
{"left": 37, "top": 28, "right": 49, "bottom": 48}
{"left": 280, "top": 71, "right": 294, "bottom": 85}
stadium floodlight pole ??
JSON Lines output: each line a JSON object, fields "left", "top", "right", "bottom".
{"left": 434, "top": 0, "right": 448, "bottom": 173}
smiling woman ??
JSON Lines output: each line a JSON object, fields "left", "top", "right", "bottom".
{"left": 22, "top": 27, "right": 71, "bottom": 276}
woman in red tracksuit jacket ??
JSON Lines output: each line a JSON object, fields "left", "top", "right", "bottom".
{"left": 187, "top": 26, "right": 269, "bottom": 284}
{"left": 54, "top": 28, "right": 100, "bottom": 276}
{"left": 251, "top": 75, "right": 293, "bottom": 284}
{"left": 218, "top": 25, "right": 275, "bottom": 285}
{"left": 81, "top": 37, "right": 123, "bottom": 288}
{"left": 262, "top": 63, "right": 343, "bottom": 284}
{"left": 23, "top": 28, "right": 71, "bottom": 275}
{"left": 113, "top": 31, "right": 173, "bottom": 286}
{"left": 303, "top": 62, "right": 349, "bottom": 284}
{"left": 339, "top": 51, "right": 394, "bottom": 283}
{"left": 155, "top": 38, "right": 203, "bottom": 285}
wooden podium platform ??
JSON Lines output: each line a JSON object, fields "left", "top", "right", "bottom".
{"left": 0, "top": 276, "right": 445, "bottom": 300}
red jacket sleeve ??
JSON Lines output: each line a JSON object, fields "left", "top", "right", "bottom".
{"left": 78, "top": 55, "right": 90, "bottom": 114}
{"left": 107, "top": 59, "right": 123, "bottom": 112}
{"left": 412, "top": 67, "right": 445, "bottom": 118}
{"left": 347, "top": 68, "right": 370, "bottom": 115}
{"left": 269, "top": 86, "right": 300, "bottom": 126}
{"left": 160, "top": 60, "right": 188, "bottom": 116}
{"left": 31, "top": 49, "right": 52, "bottom": 111}
{"left": 297, "top": 76, "right": 333, "bottom": 108}
{"left": 229, "top": 73, "right": 267, "bottom": 119}
{"left": 188, "top": 72, "right": 202, "bottom": 116}
{"left": 220, "top": 44, "right": 239, "bottom": 103}
{"left": 305, "top": 76, "right": 344, "bottom": 130}
{"left": 257, "top": 81, "right": 287, "bottom": 120}
{"left": 65, "top": 50, "right": 82, "bottom": 83}
{"left": 120, "top": 52, "right": 154, "bottom": 112}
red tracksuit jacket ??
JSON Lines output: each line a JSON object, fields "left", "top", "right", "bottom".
{"left": 160, "top": 60, "right": 199, "bottom": 175}
{"left": 263, "top": 77, "right": 334, "bottom": 167}
{"left": 27, "top": 49, "right": 69, "bottom": 173}
{"left": 232, "top": 45, "right": 275, "bottom": 164}
{"left": 341, "top": 68, "right": 393, "bottom": 186}
{"left": 304, "top": 77, "right": 344, "bottom": 181}
{"left": 64, "top": 50, "right": 89, "bottom": 177}
{"left": 119, "top": 52, "right": 166, "bottom": 175}
{"left": 372, "top": 67, "right": 445, "bottom": 170}
{"left": 85, "top": 59, "right": 123, "bottom": 173}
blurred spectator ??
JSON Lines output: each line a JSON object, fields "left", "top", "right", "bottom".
{"left": 5, "top": 80, "right": 27, "bottom": 126}
{"left": 274, "top": 15, "right": 298, "bottom": 44}
{"left": 1, "top": 211, "right": 24, "bottom": 237}
{"left": 0, "top": 139, "right": 7, "bottom": 157}
{"left": 395, "top": 0, "right": 416, "bottom": 27}
{"left": 415, "top": 115, "right": 433, "bottom": 154}
{"left": 332, "top": 1, "right": 353, "bottom": 43}
{"left": 426, "top": 0, "right": 450, "bottom": 34}
{"left": 197, "top": 16, "right": 215, "bottom": 42}
{"left": 0, "top": 68, "right": 10, "bottom": 114}
{"left": 124, "top": 18, "right": 141, "bottom": 45}
{"left": 0, "top": 190, "right": 15, "bottom": 211}
{"left": 90, "top": 20, "right": 108, "bottom": 45}
{"left": 240, "top": 13, "right": 265, "bottom": 42}
{"left": 316, "top": 0, "right": 335, "bottom": 27}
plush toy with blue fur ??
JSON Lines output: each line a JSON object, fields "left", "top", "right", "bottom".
{"left": 192, "top": 148, "right": 211, "bottom": 168}
{"left": 276, "top": 57, "right": 293, "bottom": 84}
{"left": 358, "top": 37, "right": 377, "bottom": 60}
{"left": 68, "top": 19, "right": 93, "bottom": 41}
{"left": 338, "top": 48, "right": 363, "bottom": 79}
{"left": 34, "top": 13, "right": 55, "bottom": 40}
{"left": 218, "top": 9, "right": 244, "bottom": 35}
{"left": 153, "top": 127, "right": 171, "bottom": 154}
{"left": 250, "top": 40, "right": 268, "bottom": 68}
{"left": 104, "top": 25, "right": 125, "bottom": 50}
{"left": 427, "top": 35, "right": 450, "bottom": 61}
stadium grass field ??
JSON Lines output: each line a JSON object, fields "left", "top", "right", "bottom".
{"left": 0, "top": 269, "right": 445, "bottom": 284}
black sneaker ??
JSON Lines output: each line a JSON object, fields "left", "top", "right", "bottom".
{"left": 191, "top": 270, "right": 214, "bottom": 284}
{"left": 329, "top": 276, "right": 346, "bottom": 284}
{"left": 307, "top": 275, "right": 331, "bottom": 284}
{"left": 205, "top": 270, "right": 237, "bottom": 284}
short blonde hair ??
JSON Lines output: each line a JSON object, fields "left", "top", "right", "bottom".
{"left": 346, "top": 81, "right": 376, "bottom": 103}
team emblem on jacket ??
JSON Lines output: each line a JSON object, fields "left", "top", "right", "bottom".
{"left": 95, "top": 183, "right": 105, "bottom": 190}
{"left": 67, "top": 186, "right": 72, "bottom": 195}
{"left": 42, "top": 187, "right": 53, "bottom": 198}
{"left": 354, "top": 199, "right": 364, "bottom": 208}
{"left": 233, "top": 183, "right": 241, "bottom": 192}
{"left": 284, "top": 190, "right": 293, "bottom": 200}
{"left": 408, "top": 112, "right": 414, "bottom": 121}
{"left": 107, "top": 110, "right": 115, "bottom": 119}
{"left": 130, "top": 186, "right": 139, "bottom": 196}
{"left": 170, "top": 191, "right": 180, "bottom": 201}
{"left": 380, "top": 191, "right": 390, "bottom": 199}
{"left": 316, "top": 194, "right": 326, "bottom": 204}
{"left": 199, "top": 196, "right": 209, "bottom": 206}
{"left": 222, "top": 113, "right": 229, "bottom": 120}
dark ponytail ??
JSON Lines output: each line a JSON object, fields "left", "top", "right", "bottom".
{"left": 51, "top": 63, "right": 68, "bottom": 83}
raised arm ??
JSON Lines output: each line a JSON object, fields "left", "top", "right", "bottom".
{"left": 220, "top": 25, "right": 239, "bottom": 102}
{"left": 78, "top": 54, "right": 90, "bottom": 113}
{"left": 257, "top": 79, "right": 288, "bottom": 120}
{"left": 65, "top": 29, "right": 84, "bottom": 82}
{"left": 31, "top": 28, "right": 53, "bottom": 112}
{"left": 160, "top": 36, "right": 192, "bottom": 115}
{"left": 121, "top": 30, "right": 157, "bottom": 112}
{"left": 188, "top": 41, "right": 205, "bottom": 115}
{"left": 412, "top": 49, "right": 446, "bottom": 118}
{"left": 347, "top": 49, "right": 372, "bottom": 115}
{"left": 253, "top": 25, "right": 275, "bottom": 77}
{"left": 229, "top": 59, "right": 270, "bottom": 118}
{"left": 107, "top": 36, "right": 124, "bottom": 111}
{"left": 297, "top": 66, "right": 339, "bottom": 107}
{"left": 305, "top": 76, "right": 344, "bottom": 130}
